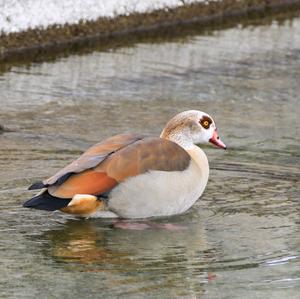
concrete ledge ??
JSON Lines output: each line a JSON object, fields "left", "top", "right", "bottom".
{"left": 1, "top": 0, "right": 300, "bottom": 63}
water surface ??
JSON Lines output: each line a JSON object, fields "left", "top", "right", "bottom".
{"left": 0, "top": 14, "right": 300, "bottom": 299}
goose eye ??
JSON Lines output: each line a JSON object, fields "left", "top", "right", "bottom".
{"left": 200, "top": 117, "right": 212, "bottom": 129}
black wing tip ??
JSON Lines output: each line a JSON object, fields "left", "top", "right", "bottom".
{"left": 28, "top": 181, "right": 46, "bottom": 190}
{"left": 23, "top": 191, "right": 71, "bottom": 211}
{"left": 23, "top": 200, "right": 34, "bottom": 208}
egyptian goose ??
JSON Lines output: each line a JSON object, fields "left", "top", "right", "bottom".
{"left": 24, "top": 110, "right": 226, "bottom": 218}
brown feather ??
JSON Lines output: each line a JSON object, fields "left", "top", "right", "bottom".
{"left": 44, "top": 134, "right": 143, "bottom": 186}
{"left": 49, "top": 170, "right": 117, "bottom": 198}
{"left": 60, "top": 195, "right": 104, "bottom": 216}
{"left": 45, "top": 135, "right": 190, "bottom": 199}
{"left": 97, "top": 137, "right": 191, "bottom": 182}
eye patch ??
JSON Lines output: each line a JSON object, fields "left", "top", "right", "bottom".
{"left": 200, "top": 116, "right": 212, "bottom": 129}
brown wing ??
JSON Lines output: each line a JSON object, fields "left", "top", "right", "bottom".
{"left": 44, "top": 134, "right": 143, "bottom": 186}
{"left": 98, "top": 137, "right": 191, "bottom": 181}
{"left": 50, "top": 137, "right": 191, "bottom": 198}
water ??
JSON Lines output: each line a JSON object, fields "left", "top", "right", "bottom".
{"left": 1, "top": 13, "right": 300, "bottom": 299}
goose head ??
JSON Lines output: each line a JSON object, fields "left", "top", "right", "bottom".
{"left": 160, "top": 110, "right": 226, "bottom": 150}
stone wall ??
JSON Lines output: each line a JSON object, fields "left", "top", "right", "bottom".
{"left": 0, "top": 0, "right": 299, "bottom": 62}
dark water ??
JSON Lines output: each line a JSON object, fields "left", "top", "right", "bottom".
{"left": 0, "top": 14, "right": 300, "bottom": 299}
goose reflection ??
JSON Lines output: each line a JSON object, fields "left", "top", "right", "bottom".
{"left": 41, "top": 218, "right": 217, "bottom": 296}
{"left": 43, "top": 218, "right": 211, "bottom": 264}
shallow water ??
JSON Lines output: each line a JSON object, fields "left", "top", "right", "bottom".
{"left": 1, "top": 13, "right": 300, "bottom": 299}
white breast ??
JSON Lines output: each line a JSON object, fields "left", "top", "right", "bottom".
{"left": 108, "top": 146, "right": 209, "bottom": 218}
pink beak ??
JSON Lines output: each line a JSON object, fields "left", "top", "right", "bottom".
{"left": 209, "top": 129, "right": 227, "bottom": 150}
